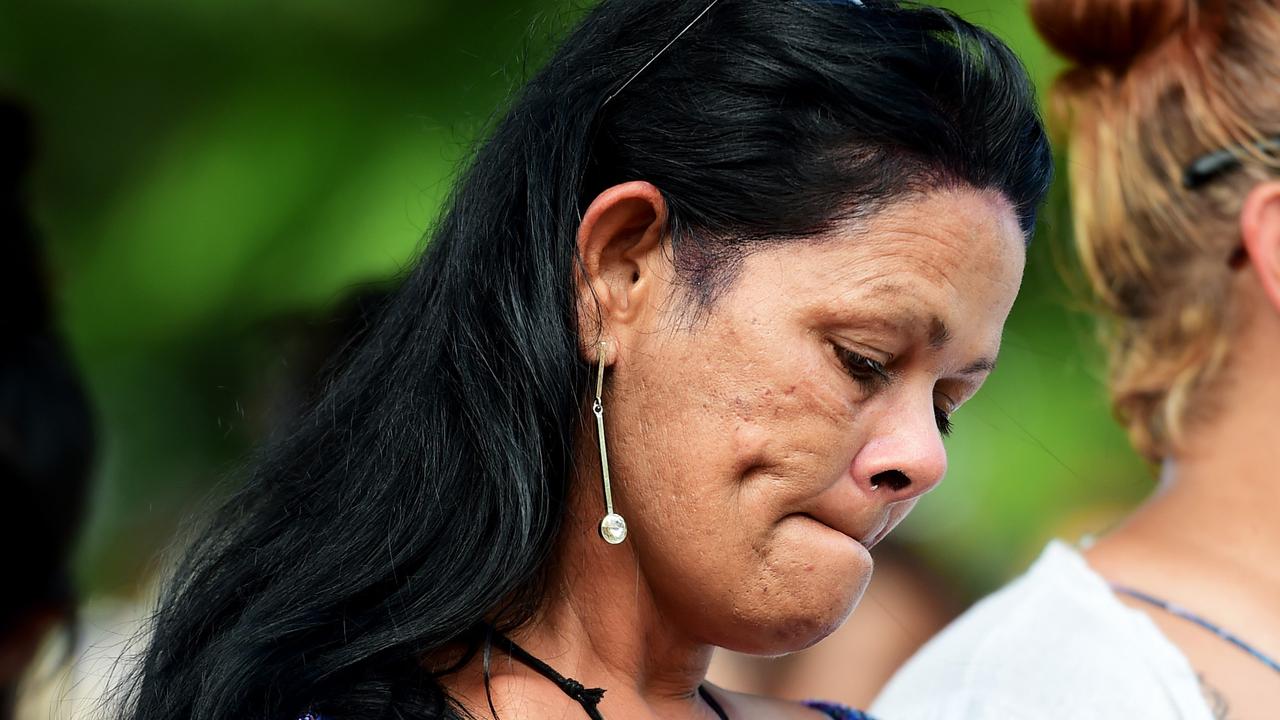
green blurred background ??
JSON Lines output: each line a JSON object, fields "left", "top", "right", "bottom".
{"left": 0, "top": 0, "right": 1149, "bottom": 609}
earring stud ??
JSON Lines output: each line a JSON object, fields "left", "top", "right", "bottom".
{"left": 593, "top": 341, "right": 627, "bottom": 544}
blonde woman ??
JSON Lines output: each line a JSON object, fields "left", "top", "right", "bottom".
{"left": 874, "top": 0, "right": 1280, "bottom": 717}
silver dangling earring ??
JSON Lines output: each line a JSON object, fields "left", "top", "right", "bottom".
{"left": 593, "top": 341, "right": 627, "bottom": 544}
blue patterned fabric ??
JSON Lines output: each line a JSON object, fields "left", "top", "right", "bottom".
{"left": 805, "top": 700, "right": 873, "bottom": 719}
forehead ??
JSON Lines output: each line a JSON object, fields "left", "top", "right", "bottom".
{"left": 843, "top": 188, "right": 1023, "bottom": 285}
{"left": 736, "top": 188, "right": 1025, "bottom": 339}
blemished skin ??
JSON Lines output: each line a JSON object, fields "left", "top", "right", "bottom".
{"left": 448, "top": 181, "right": 1026, "bottom": 719}
{"left": 1085, "top": 180, "right": 1280, "bottom": 718}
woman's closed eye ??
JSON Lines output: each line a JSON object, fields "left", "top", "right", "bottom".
{"left": 833, "top": 343, "right": 891, "bottom": 387}
{"left": 833, "top": 343, "right": 955, "bottom": 437}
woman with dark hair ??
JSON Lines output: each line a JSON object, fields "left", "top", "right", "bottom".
{"left": 875, "top": 0, "right": 1280, "bottom": 717}
{"left": 118, "top": 1, "right": 1051, "bottom": 718}
{"left": 1, "top": 98, "right": 95, "bottom": 720}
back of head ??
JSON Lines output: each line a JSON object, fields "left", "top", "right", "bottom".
{"left": 1030, "top": 0, "right": 1280, "bottom": 460}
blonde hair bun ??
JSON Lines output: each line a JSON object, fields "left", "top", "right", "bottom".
{"left": 1030, "top": 0, "right": 1192, "bottom": 74}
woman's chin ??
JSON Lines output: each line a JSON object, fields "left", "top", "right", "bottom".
{"left": 716, "top": 532, "right": 874, "bottom": 655}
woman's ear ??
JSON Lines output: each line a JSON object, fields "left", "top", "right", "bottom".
{"left": 1241, "top": 180, "right": 1280, "bottom": 315}
{"left": 575, "top": 181, "right": 671, "bottom": 363}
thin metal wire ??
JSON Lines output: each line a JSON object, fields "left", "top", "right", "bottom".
{"left": 601, "top": 0, "right": 721, "bottom": 107}
{"left": 593, "top": 342, "right": 615, "bottom": 515}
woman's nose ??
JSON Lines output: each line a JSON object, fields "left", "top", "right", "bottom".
{"left": 850, "top": 405, "right": 948, "bottom": 502}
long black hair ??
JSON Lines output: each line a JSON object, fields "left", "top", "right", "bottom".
{"left": 121, "top": 1, "right": 1051, "bottom": 718}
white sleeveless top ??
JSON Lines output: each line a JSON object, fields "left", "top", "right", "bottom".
{"left": 871, "top": 540, "right": 1214, "bottom": 719}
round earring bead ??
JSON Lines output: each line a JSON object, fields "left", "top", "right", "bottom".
{"left": 599, "top": 513, "right": 628, "bottom": 544}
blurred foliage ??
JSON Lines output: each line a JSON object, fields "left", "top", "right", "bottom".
{"left": 0, "top": 0, "right": 1148, "bottom": 600}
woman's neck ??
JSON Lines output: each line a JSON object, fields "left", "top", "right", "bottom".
{"left": 448, "top": 494, "right": 718, "bottom": 719}
{"left": 519, "top": 521, "right": 716, "bottom": 709}
{"left": 1122, "top": 458, "right": 1280, "bottom": 583}
{"left": 1085, "top": 354, "right": 1280, "bottom": 713}
{"left": 1089, "top": 366, "right": 1280, "bottom": 600}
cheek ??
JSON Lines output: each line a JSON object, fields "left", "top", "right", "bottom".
{"left": 603, "top": 327, "right": 875, "bottom": 652}
{"left": 611, "top": 329, "right": 854, "bottom": 531}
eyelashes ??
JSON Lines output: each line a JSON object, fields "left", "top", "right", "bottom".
{"left": 833, "top": 344, "right": 891, "bottom": 385}
{"left": 832, "top": 343, "right": 955, "bottom": 437}
{"left": 934, "top": 406, "right": 954, "bottom": 437}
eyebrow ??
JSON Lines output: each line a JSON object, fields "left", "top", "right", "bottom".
{"left": 928, "top": 316, "right": 996, "bottom": 376}
{"left": 958, "top": 357, "right": 997, "bottom": 376}
{"left": 847, "top": 292, "right": 999, "bottom": 375}
{"left": 928, "top": 317, "right": 952, "bottom": 349}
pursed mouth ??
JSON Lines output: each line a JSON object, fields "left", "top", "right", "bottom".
{"left": 859, "top": 517, "right": 894, "bottom": 550}
{"left": 800, "top": 512, "right": 888, "bottom": 549}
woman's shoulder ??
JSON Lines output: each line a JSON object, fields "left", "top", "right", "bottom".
{"left": 871, "top": 540, "right": 1211, "bottom": 719}
{"left": 888, "top": 540, "right": 1138, "bottom": 658}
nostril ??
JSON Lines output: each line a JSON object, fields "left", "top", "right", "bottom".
{"left": 871, "top": 470, "right": 911, "bottom": 492}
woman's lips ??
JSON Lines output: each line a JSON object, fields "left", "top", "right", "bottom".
{"left": 860, "top": 516, "right": 894, "bottom": 549}
{"left": 802, "top": 511, "right": 891, "bottom": 549}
